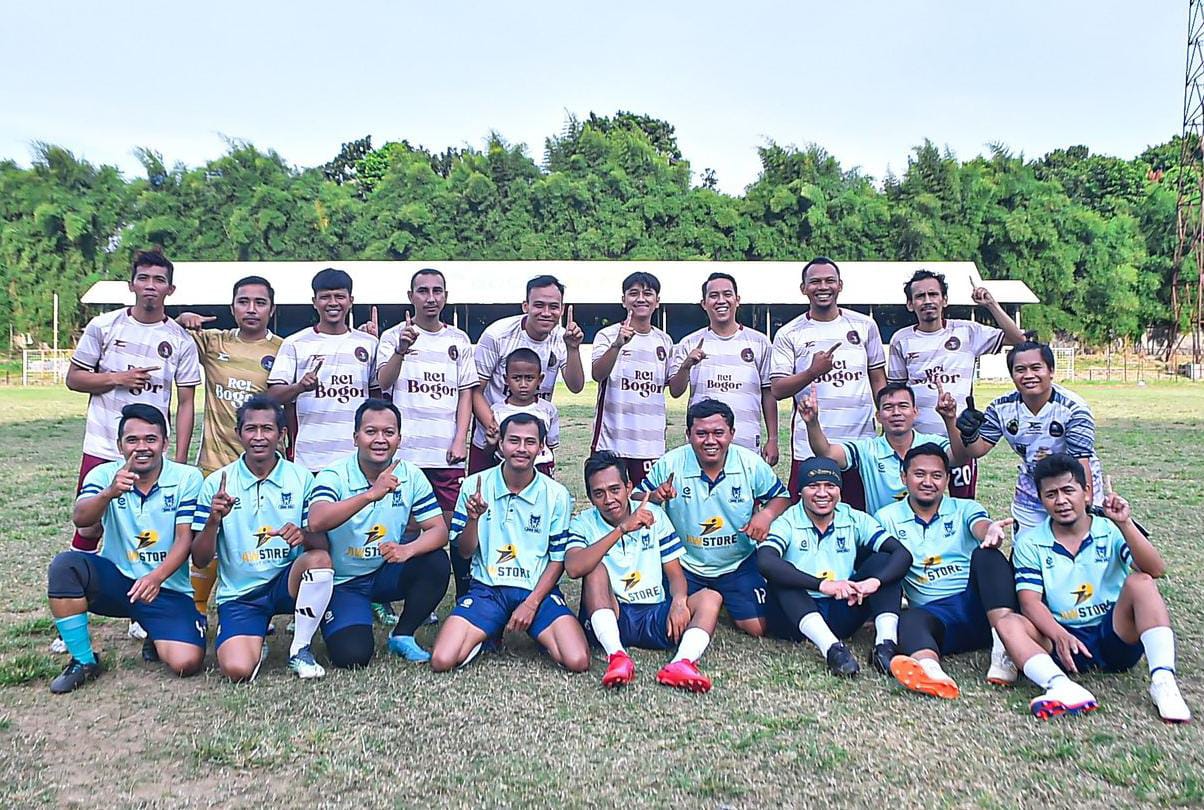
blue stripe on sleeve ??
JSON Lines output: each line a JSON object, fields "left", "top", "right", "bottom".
{"left": 659, "top": 538, "right": 684, "bottom": 559}
{"left": 763, "top": 534, "right": 787, "bottom": 555}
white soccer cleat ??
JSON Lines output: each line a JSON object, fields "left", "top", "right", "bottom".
{"left": 1150, "top": 676, "right": 1191, "bottom": 724}
{"left": 1029, "top": 678, "right": 1098, "bottom": 720}
{"left": 986, "top": 646, "right": 1018, "bottom": 686}
{"left": 288, "top": 646, "right": 326, "bottom": 680}
{"left": 127, "top": 621, "right": 148, "bottom": 641}
{"left": 49, "top": 636, "right": 69, "bottom": 654}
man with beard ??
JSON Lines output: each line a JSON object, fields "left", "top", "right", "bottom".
{"left": 887, "top": 269, "right": 1024, "bottom": 498}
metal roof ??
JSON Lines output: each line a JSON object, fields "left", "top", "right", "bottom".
{"left": 80, "top": 260, "right": 1038, "bottom": 307}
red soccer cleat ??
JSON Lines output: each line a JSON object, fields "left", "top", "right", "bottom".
{"left": 656, "top": 659, "right": 712, "bottom": 693}
{"left": 602, "top": 651, "right": 636, "bottom": 688}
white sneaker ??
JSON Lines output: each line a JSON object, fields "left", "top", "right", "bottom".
{"left": 288, "top": 646, "right": 326, "bottom": 680}
{"left": 987, "top": 646, "right": 1018, "bottom": 686}
{"left": 1030, "top": 678, "right": 1098, "bottom": 720}
{"left": 1150, "top": 675, "right": 1191, "bottom": 724}
{"left": 127, "top": 621, "right": 147, "bottom": 641}
{"left": 49, "top": 636, "right": 68, "bottom": 654}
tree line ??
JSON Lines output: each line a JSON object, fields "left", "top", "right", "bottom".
{"left": 0, "top": 111, "right": 1194, "bottom": 349}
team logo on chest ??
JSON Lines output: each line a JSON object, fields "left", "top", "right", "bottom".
{"left": 640, "top": 532, "right": 654, "bottom": 551}
{"left": 355, "top": 346, "right": 370, "bottom": 363}
{"left": 547, "top": 352, "right": 558, "bottom": 369}
{"left": 162, "top": 493, "right": 176, "bottom": 512}
{"left": 280, "top": 492, "right": 294, "bottom": 509}
{"left": 944, "top": 336, "right": 961, "bottom": 351}
{"left": 799, "top": 536, "right": 810, "bottom": 551}
{"left": 835, "top": 534, "right": 849, "bottom": 553}
{"left": 656, "top": 346, "right": 667, "bottom": 361}
{"left": 944, "top": 520, "right": 955, "bottom": 536}
{"left": 157, "top": 341, "right": 173, "bottom": 359}
{"left": 1006, "top": 419, "right": 1020, "bottom": 435}
{"left": 740, "top": 348, "right": 755, "bottom": 363}
{"left": 392, "top": 491, "right": 406, "bottom": 507}
{"left": 526, "top": 514, "right": 542, "bottom": 533}
{"left": 448, "top": 345, "right": 459, "bottom": 361}
{"left": 1049, "top": 421, "right": 1065, "bottom": 438}
{"left": 1095, "top": 541, "right": 1109, "bottom": 563}
{"left": 846, "top": 330, "right": 861, "bottom": 345}
{"left": 729, "top": 486, "right": 743, "bottom": 504}
{"left": 260, "top": 355, "right": 275, "bottom": 371}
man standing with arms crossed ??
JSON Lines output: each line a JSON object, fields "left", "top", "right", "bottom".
{"left": 668, "top": 272, "right": 778, "bottom": 465}
{"left": 64, "top": 248, "right": 200, "bottom": 644}
{"left": 887, "top": 269, "right": 1024, "bottom": 497}
{"left": 176, "top": 275, "right": 283, "bottom": 614}
{"left": 470, "top": 275, "right": 584, "bottom": 473}
{"left": 771, "top": 257, "right": 885, "bottom": 509}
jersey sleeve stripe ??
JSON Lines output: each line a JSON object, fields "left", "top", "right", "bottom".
{"left": 759, "top": 481, "right": 788, "bottom": 501}
{"left": 763, "top": 535, "right": 788, "bottom": 555}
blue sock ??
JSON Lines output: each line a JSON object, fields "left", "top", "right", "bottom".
{"left": 54, "top": 614, "right": 95, "bottom": 665}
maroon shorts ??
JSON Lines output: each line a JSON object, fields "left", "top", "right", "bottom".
{"left": 789, "top": 458, "right": 866, "bottom": 511}
{"left": 536, "top": 461, "right": 556, "bottom": 478}
{"left": 616, "top": 457, "right": 656, "bottom": 488}
{"left": 468, "top": 444, "right": 497, "bottom": 475}
{"left": 948, "top": 457, "right": 979, "bottom": 500}
{"left": 73, "top": 452, "right": 114, "bottom": 551}
{"left": 423, "top": 467, "right": 466, "bottom": 512}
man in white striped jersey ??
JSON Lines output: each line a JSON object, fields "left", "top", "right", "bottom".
{"left": 668, "top": 272, "right": 778, "bottom": 464}
{"left": 590, "top": 271, "right": 674, "bottom": 487}
{"left": 469, "top": 275, "right": 585, "bottom": 473}
{"left": 771, "top": 257, "right": 886, "bottom": 509}
{"left": 268, "top": 268, "right": 380, "bottom": 472}
{"left": 887, "top": 269, "right": 1024, "bottom": 498}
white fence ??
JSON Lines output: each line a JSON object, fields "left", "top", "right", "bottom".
{"left": 22, "top": 349, "right": 72, "bottom": 385}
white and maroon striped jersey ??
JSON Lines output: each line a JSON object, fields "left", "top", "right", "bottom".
{"left": 71, "top": 308, "right": 201, "bottom": 460}
{"left": 591, "top": 323, "right": 673, "bottom": 458}
{"left": 669, "top": 325, "right": 771, "bottom": 451}
{"left": 472, "top": 314, "right": 569, "bottom": 447}
{"left": 770, "top": 309, "right": 885, "bottom": 460}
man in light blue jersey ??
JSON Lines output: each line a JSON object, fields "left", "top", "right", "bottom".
{"left": 995, "top": 454, "right": 1190, "bottom": 723}
{"left": 430, "top": 413, "right": 589, "bottom": 672}
{"left": 800, "top": 381, "right": 966, "bottom": 515}
{"left": 192, "top": 395, "right": 335, "bottom": 682}
{"left": 565, "top": 452, "right": 723, "bottom": 692}
{"left": 758, "top": 457, "right": 912, "bottom": 678}
{"left": 957, "top": 341, "right": 1103, "bottom": 531}
{"left": 637, "top": 399, "right": 790, "bottom": 637}
{"left": 307, "top": 399, "right": 450, "bottom": 667}
{"left": 874, "top": 444, "right": 1018, "bottom": 700}
{"left": 47, "top": 404, "right": 206, "bottom": 693}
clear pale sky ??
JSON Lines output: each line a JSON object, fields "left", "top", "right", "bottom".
{"left": 0, "top": 1, "right": 1186, "bottom": 194}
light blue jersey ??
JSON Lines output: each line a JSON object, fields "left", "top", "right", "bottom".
{"left": 192, "top": 454, "right": 314, "bottom": 605}
{"left": 874, "top": 496, "right": 990, "bottom": 605}
{"left": 310, "top": 453, "right": 442, "bottom": 585}
{"left": 78, "top": 458, "right": 202, "bottom": 595}
{"left": 1012, "top": 516, "right": 1136, "bottom": 629}
{"left": 450, "top": 467, "right": 572, "bottom": 590}
{"left": 637, "top": 444, "right": 788, "bottom": 577}
{"left": 567, "top": 500, "right": 683, "bottom": 605}
{"left": 764, "top": 502, "right": 889, "bottom": 598}
{"left": 840, "top": 431, "right": 951, "bottom": 515}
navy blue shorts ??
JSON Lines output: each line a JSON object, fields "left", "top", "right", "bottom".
{"left": 216, "top": 567, "right": 295, "bottom": 648}
{"left": 1065, "top": 605, "right": 1144, "bottom": 673}
{"left": 450, "top": 582, "right": 574, "bottom": 639}
{"left": 75, "top": 553, "right": 207, "bottom": 648}
{"left": 766, "top": 591, "right": 871, "bottom": 642}
{"left": 321, "top": 562, "right": 412, "bottom": 638}
{"left": 913, "top": 587, "right": 992, "bottom": 655}
{"left": 684, "top": 555, "right": 766, "bottom": 621}
{"left": 581, "top": 601, "right": 673, "bottom": 650}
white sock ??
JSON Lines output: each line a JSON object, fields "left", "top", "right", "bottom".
{"left": 798, "top": 612, "right": 839, "bottom": 655}
{"left": 290, "top": 568, "right": 333, "bottom": 657}
{"left": 1022, "top": 653, "right": 1067, "bottom": 689}
{"left": 671, "top": 627, "right": 712, "bottom": 663}
{"left": 874, "top": 613, "right": 899, "bottom": 644}
{"left": 589, "top": 609, "right": 625, "bottom": 656}
{"left": 1140, "top": 626, "right": 1176, "bottom": 677}
{"left": 991, "top": 627, "right": 1008, "bottom": 657}
{"left": 918, "top": 657, "right": 949, "bottom": 679}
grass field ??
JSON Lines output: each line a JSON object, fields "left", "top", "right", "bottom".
{"left": 0, "top": 383, "right": 1201, "bottom": 808}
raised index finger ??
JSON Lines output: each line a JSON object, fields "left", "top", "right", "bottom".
{"left": 371, "top": 306, "right": 379, "bottom": 324}
{"left": 476, "top": 477, "right": 483, "bottom": 496}
{"left": 218, "top": 471, "right": 227, "bottom": 492}
{"left": 1104, "top": 475, "right": 1113, "bottom": 496}
{"left": 827, "top": 341, "right": 842, "bottom": 355}
{"left": 121, "top": 454, "right": 136, "bottom": 471}
{"left": 567, "top": 305, "right": 574, "bottom": 325}
{"left": 965, "top": 394, "right": 976, "bottom": 412}
{"left": 638, "top": 489, "right": 652, "bottom": 507}
{"left": 313, "top": 357, "right": 324, "bottom": 373}
{"left": 136, "top": 366, "right": 162, "bottom": 373}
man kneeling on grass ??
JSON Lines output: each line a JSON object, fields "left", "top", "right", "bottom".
{"left": 48, "top": 404, "right": 206, "bottom": 693}
{"left": 758, "top": 457, "right": 911, "bottom": 678}
{"left": 996, "top": 453, "right": 1190, "bottom": 723}
{"left": 192, "top": 395, "right": 335, "bottom": 682}
{"left": 873, "top": 443, "right": 1019, "bottom": 699}
{"left": 565, "top": 451, "right": 722, "bottom": 692}
{"left": 430, "top": 413, "right": 589, "bottom": 673}
{"left": 306, "top": 399, "right": 450, "bottom": 668}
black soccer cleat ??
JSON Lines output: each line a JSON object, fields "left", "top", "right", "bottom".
{"left": 871, "top": 640, "right": 898, "bottom": 675}
{"left": 826, "top": 642, "right": 860, "bottom": 677}
{"left": 141, "top": 637, "right": 159, "bottom": 662}
{"left": 50, "top": 658, "right": 103, "bottom": 694}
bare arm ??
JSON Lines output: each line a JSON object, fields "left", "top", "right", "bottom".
{"left": 191, "top": 520, "right": 219, "bottom": 568}
{"left": 761, "top": 388, "right": 779, "bottom": 448}
{"left": 868, "top": 366, "right": 886, "bottom": 400}
{"left": 174, "top": 386, "right": 196, "bottom": 463}
{"left": 805, "top": 417, "right": 847, "bottom": 468}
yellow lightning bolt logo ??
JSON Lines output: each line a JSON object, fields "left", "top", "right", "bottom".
{"left": 496, "top": 544, "right": 518, "bottom": 565}
{"left": 699, "top": 516, "right": 725, "bottom": 536}
{"left": 818, "top": 570, "right": 836, "bottom": 581}
{"left": 1072, "top": 583, "right": 1094, "bottom": 605}
{"left": 365, "top": 524, "right": 387, "bottom": 544}
{"left": 135, "top": 530, "right": 159, "bottom": 549}
{"left": 621, "top": 571, "right": 643, "bottom": 591}
{"left": 255, "top": 526, "right": 275, "bottom": 547}
{"left": 922, "top": 555, "right": 943, "bottom": 568}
